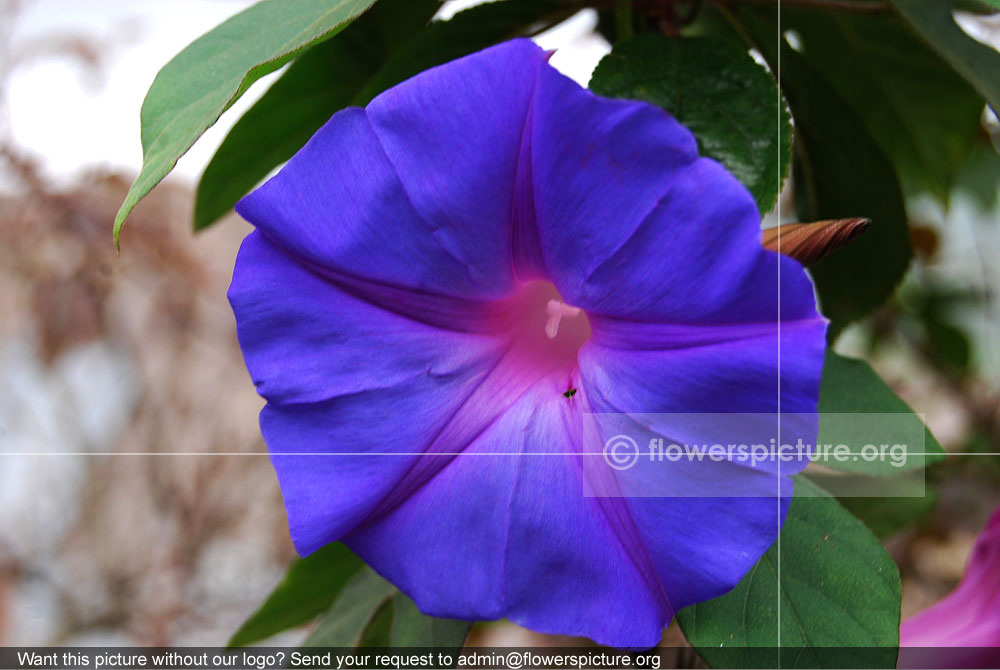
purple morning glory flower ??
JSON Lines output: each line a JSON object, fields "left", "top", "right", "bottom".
{"left": 900, "top": 506, "right": 1000, "bottom": 668}
{"left": 229, "top": 39, "right": 826, "bottom": 647}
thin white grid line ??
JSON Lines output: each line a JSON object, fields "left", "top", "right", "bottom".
{"left": 776, "top": 0, "right": 783, "bottom": 658}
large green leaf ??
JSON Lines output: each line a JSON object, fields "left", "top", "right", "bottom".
{"left": 739, "top": 10, "right": 911, "bottom": 336}
{"left": 228, "top": 542, "right": 364, "bottom": 647}
{"left": 816, "top": 350, "right": 945, "bottom": 476}
{"left": 114, "top": 0, "right": 379, "bottom": 245}
{"left": 194, "top": 0, "right": 576, "bottom": 231}
{"left": 890, "top": 0, "right": 1000, "bottom": 117}
{"left": 303, "top": 568, "right": 471, "bottom": 651}
{"left": 589, "top": 35, "right": 791, "bottom": 215}
{"left": 677, "top": 477, "right": 900, "bottom": 668}
{"left": 780, "top": 9, "right": 984, "bottom": 203}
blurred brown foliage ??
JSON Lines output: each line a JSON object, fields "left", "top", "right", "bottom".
{"left": 0, "top": 153, "right": 295, "bottom": 645}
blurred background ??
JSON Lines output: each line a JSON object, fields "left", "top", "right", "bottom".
{"left": 0, "top": 0, "right": 998, "bottom": 651}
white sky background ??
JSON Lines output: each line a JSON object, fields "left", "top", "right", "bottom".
{"left": 2, "top": 0, "right": 610, "bottom": 189}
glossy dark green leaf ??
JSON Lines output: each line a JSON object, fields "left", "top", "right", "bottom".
{"left": 739, "top": 10, "right": 911, "bottom": 335}
{"left": 304, "top": 568, "right": 396, "bottom": 647}
{"left": 114, "top": 0, "right": 379, "bottom": 245}
{"left": 779, "top": 9, "right": 985, "bottom": 203}
{"left": 816, "top": 350, "right": 945, "bottom": 476}
{"left": 590, "top": 35, "right": 791, "bottom": 215}
{"left": 890, "top": 0, "right": 1000, "bottom": 116}
{"left": 677, "top": 477, "right": 900, "bottom": 668}
{"left": 228, "top": 542, "right": 364, "bottom": 647}
{"left": 195, "top": 0, "right": 576, "bottom": 231}
{"left": 789, "top": 62, "right": 912, "bottom": 336}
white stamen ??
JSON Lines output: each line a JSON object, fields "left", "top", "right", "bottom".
{"left": 545, "top": 299, "right": 582, "bottom": 339}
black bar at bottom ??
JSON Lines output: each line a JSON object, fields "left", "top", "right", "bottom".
{"left": 0, "top": 646, "right": 997, "bottom": 670}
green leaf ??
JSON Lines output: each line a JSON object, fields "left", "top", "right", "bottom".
{"left": 114, "top": 0, "right": 379, "bottom": 246}
{"left": 677, "top": 477, "right": 901, "bottom": 668}
{"left": 353, "top": 0, "right": 575, "bottom": 105}
{"left": 195, "top": 0, "right": 575, "bottom": 231}
{"left": 815, "top": 350, "right": 945, "bottom": 476}
{"left": 304, "top": 568, "right": 397, "bottom": 647}
{"left": 956, "top": 0, "right": 1000, "bottom": 12}
{"left": 228, "top": 542, "right": 364, "bottom": 647}
{"left": 589, "top": 35, "right": 791, "bottom": 215}
{"left": 955, "top": 140, "right": 1000, "bottom": 210}
{"left": 193, "top": 0, "right": 438, "bottom": 231}
{"left": 738, "top": 9, "right": 912, "bottom": 336}
{"left": 389, "top": 593, "right": 471, "bottom": 647}
{"left": 357, "top": 598, "right": 396, "bottom": 647}
{"left": 890, "top": 0, "right": 1000, "bottom": 117}
{"left": 302, "top": 568, "right": 471, "bottom": 651}
{"left": 779, "top": 9, "right": 985, "bottom": 204}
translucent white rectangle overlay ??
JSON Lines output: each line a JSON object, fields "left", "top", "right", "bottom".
{"left": 581, "top": 413, "right": 928, "bottom": 498}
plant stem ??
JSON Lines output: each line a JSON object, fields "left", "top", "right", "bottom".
{"left": 617, "top": 0, "right": 634, "bottom": 41}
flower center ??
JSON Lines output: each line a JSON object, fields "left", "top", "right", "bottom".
{"left": 499, "top": 281, "right": 591, "bottom": 378}
{"left": 545, "top": 299, "right": 582, "bottom": 339}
